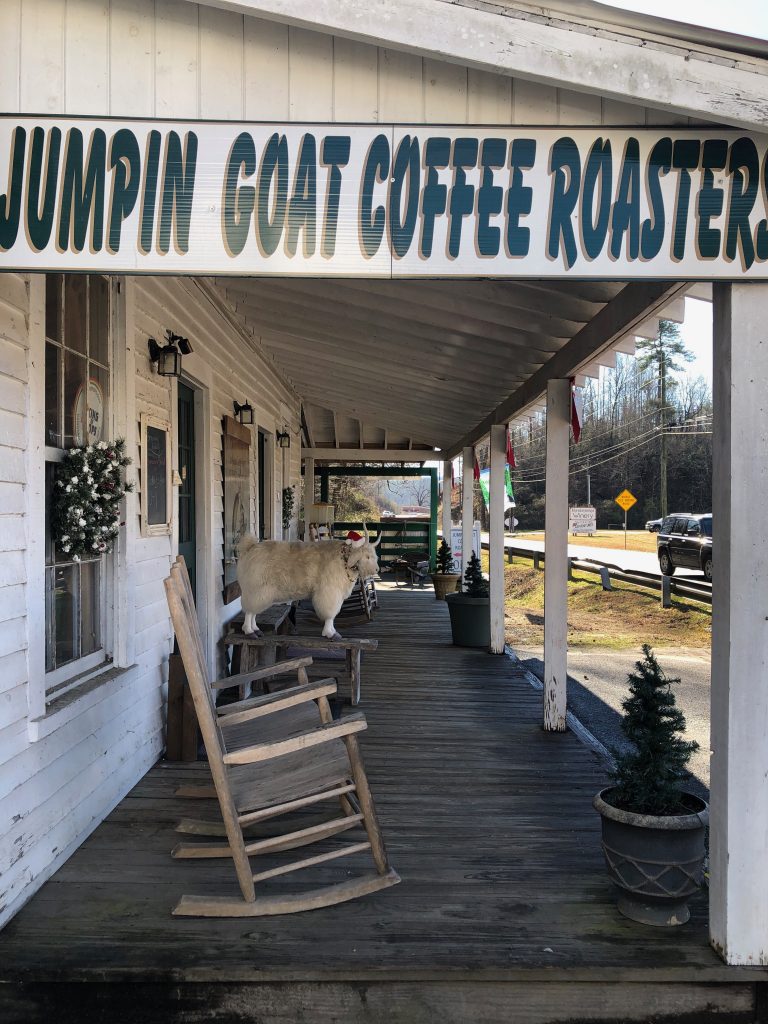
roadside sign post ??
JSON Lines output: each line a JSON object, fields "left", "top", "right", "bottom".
{"left": 614, "top": 489, "right": 638, "bottom": 550}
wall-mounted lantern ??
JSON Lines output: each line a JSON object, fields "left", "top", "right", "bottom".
{"left": 276, "top": 428, "right": 291, "bottom": 449}
{"left": 233, "top": 400, "right": 254, "bottom": 426}
{"left": 148, "top": 330, "right": 192, "bottom": 378}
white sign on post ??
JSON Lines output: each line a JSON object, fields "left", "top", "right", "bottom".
{"left": 569, "top": 506, "right": 596, "bottom": 535}
{"left": 451, "top": 523, "right": 481, "bottom": 574}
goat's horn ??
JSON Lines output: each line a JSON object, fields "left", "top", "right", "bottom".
{"left": 364, "top": 524, "right": 370, "bottom": 542}
{"left": 373, "top": 533, "right": 382, "bottom": 547}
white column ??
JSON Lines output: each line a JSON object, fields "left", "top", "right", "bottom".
{"left": 442, "top": 460, "right": 452, "bottom": 545}
{"left": 543, "top": 379, "right": 570, "bottom": 732}
{"left": 303, "top": 456, "right": 315, "bottom": 539}
{"left": 461, "top": 446, "right": 474, "bottom": 577}
{"left": 489, "top": 424, "right": 506, "bottom": 654}
{"left": 710, "top": 283, "right": 768, "bottom": 965}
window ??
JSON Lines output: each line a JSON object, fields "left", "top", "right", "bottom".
{"left": 44, "top": 275, "right": 111, "bottom": 691}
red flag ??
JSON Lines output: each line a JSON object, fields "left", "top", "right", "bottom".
{"left": 570, "top": 379, "right": 583, "bottom": 443}
{"left": 473, "top": 458, "right": 480, "bottom": 481}
{"left": 506, "top": 427, "right": 516, "bottom": 469}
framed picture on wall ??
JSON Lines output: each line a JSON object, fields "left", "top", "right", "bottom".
{"left": 140, "top": 413, "right": 171, "bottom": 537}
{"left": 222, "top": 415, "right": 251, "bottom": 604}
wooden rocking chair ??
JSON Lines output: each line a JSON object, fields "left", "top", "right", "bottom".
{"left": 164, "top": 559, "right": 400, "bottom": 917}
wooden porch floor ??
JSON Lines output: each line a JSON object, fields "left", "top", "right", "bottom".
{"left": 1, "top": 583, "right": 765, "bottom": 1023}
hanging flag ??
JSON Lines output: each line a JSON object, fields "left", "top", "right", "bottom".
{"left": 506, "top": 427, "right": 516, "bottom": 468}
{"left": 505, "top": 465, "right": 516, "bottom": 506}
{"left": 451, "top": 460, "right": 455, "bottom": 489}
{"left": 571, "top": 380, "right": 584, "bottom": 443}
{"left": 473, "top": 457, "right": 480, "bottom": 481}
{"left": 479, "top": 467, "right": 490, "bottom": 509}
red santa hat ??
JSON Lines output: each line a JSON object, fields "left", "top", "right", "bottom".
{"left": 345, "top": 530, "right": 365, "bottom": 547}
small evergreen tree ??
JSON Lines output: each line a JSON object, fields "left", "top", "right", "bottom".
{"left": 611, "top": 645, "right": 698, "bottom": 815}
{"left": 462, "top": 552, "right": 489, "bottom": 597}
{"left": 435, "top": 539, "right": 456, "bottom": 574}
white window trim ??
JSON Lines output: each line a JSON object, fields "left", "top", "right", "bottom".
{"left": 140, "top": 412, "right": 172, "bottom": 537}
{"left": 27, "top": 275, "right": 135, "bottom": 737}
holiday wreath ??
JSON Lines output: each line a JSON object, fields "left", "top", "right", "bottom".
{"left": 51, "top": 439, "right": 133, "bottom": 561}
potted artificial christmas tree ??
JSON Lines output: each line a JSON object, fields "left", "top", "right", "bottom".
{"left": 431, "top": 538, "right": 461, "bottom": 600}
{"left": 593, "top": 645, "right": 708, "bottom": 926}
{"left": 445, "top": 551, "right": 491, "bottom": 648}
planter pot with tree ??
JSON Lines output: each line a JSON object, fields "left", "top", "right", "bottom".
{"left": 431, "top": 538, "right": 461, "bottom": 600}
{"left": 594, "top": 645, "right": 708, "bottom": 927}
{"left": 445, "top": 552, "right": 490, "bottom": 648}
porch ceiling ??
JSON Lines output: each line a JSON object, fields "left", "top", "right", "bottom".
{"left": 213, "top": 276, "right": 637, "bottom": 453}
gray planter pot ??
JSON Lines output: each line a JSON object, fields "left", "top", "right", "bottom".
{"left": 445, "top": 592, "right": 491, "bottom": 648}
{"left": 593, "top": 787, "right": 709, "bottom": 927}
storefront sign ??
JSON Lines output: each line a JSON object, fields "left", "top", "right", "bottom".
{"left": 2, "top": 116, "right": 768, "bottom": 278}
{"left": 569, "top": 506, "right": 596, "bottom": 535}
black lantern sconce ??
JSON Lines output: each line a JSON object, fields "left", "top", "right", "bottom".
{"left": 233, "top": 400, "right": 254, "bottom": 426}
{"left": 148, "top": 330, "right": 193, "bottom": 378}
{"left": 276, "top": 428, "right": 291, "bottom": 449}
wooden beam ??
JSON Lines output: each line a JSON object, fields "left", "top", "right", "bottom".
{"left": 543, "top": 379, "right": 570, "bottom": 733}
{"left": 300, "top": 405, "right": 314, "bottom": 449}
{"left": 194, "top": 0, "right": 768, "bottom": 131}
{"left": 443, "top": 282, "right": 687, "bottom": 460}
{"left": 489, "top": 424, "right": 506, "bottom": 655}
{"left": 301, "top": 448, "right": 437, "bottom": 461}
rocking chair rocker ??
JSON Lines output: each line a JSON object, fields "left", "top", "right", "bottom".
{"left": 163, "top": 557, "right": 399, "bottom": 917}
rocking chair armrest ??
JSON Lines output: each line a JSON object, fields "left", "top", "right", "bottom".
{"left": 222, "top": 712, "right": 367, "bottom": 766}
{"left": 218, "top": 679, "right": 338, "bottom": 725}
{"left": 211, "top": 656, "right": 314, "bottom": 691}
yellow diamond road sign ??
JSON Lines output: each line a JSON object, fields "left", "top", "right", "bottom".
{"left": 615, "top": 489, "right": 637, "bottom": 511}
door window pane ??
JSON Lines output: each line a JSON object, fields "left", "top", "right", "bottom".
{"left": 45, "top": 275, "right": 62, "bottom": 343}
{"left": 45, "top": 342, "right": 61, "bottom": 447}
{"left": 89, "top": 276, "right": 110, "bottom": 365}
{"left": 63, "top": 350, "right": 87, "bottom": 447}
{"left": 64, "top": 276, "right": 87, "bottom": 354}
{"left": 80, "top": 560, "right": 100, "bottom": 658}
{"left": 53, "top": 563, "right": 78, "bottom": 667}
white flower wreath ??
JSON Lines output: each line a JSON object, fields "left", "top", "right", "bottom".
{"left": 51, "top": 439, "right": 133, "bottom": 561}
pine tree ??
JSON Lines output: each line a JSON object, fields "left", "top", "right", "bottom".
{"left": 610, "top": 645, "right": 699, "bottom": 815}
{"left": 435, "top": 539, "right": 455, "bottom": 574}
{"left": 462, "top": 552, "right": 489, "bottom": 597}
{"left": 636, "top": 320, "right": 694, "bottom": 518}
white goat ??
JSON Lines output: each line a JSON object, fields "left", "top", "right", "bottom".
{"left": 236, "top": 529, "right": 381, "bottom": 640}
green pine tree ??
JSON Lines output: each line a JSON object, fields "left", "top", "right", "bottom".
{"left": 462, "top": 552, "right": 489, "bottom": 597}
{"left": 435, "top": 539, "right": 455, "bottom": 574}
{"left": 610, "top": 645, "right": 699, "bottom": 815}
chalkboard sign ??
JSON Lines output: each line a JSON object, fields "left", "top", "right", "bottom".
{"left": 141, "top": 414, "right": 171, "bottom": 536}
{"left": 146, "top": 425, "right": 167, "bottom": 525}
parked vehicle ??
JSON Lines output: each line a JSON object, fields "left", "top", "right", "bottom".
{"left": 657, "top": 514, "right": 712, "bottom": 582}
{"left": 646, "top": 518, "right": 662, "bottom": 532}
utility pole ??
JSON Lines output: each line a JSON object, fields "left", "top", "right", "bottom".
{"left": 586, "top": 456, "right": 591, "bottom": 506}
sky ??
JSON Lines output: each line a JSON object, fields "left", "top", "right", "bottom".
{"left": 678, "top": 299, "right": 712, "bottom": 385}
{"left": 599, "top": 0, "right": 768, "bottom": 40}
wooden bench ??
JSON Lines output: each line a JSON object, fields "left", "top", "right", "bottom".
{"left": 223, "top": 631, "right": 378, "bottom": 707}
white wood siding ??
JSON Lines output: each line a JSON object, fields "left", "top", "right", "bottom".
{"left": 0, "top": 270, "right": 299, "bottom": 927}
{"left": 0, "top": 0, "right": 691, "bottom": 126}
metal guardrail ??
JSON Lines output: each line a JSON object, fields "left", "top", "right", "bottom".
{"left": 481, "top": 541, "right": 712, "bottom": 606}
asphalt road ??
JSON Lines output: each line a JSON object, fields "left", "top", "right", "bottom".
{"left": 517, "top": 646, "right": 711, "bottom": 799}
{"left": 501, "top": 534, "right": 704, "bottom": 579}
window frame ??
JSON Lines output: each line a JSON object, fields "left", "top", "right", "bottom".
{"left": 28, "top": 274, "right": 130, "bottom": 727}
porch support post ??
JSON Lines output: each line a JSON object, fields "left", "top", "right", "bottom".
{"left": 489, "top": 425, "right": 506, "bottom": 654}
{"left": 442, "top": 461, "right": 452, "bottom": 546}
{"left": 462, "top": 446, "right": 474, "bottom": 576}
{"left": 303, "top": 456, "right": 315, "bottom": 539}
{"left": 710, "top": 283, "right": 768, "bottom": 965}
{"left": 543, "top": 379, "right": 570, "bottom": 732}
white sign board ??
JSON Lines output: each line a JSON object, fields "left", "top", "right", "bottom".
{"left": 2, "top": 117, "right": 768, "bottom": 278}
{"left": 569, "top": 506, "right": 596, "bottom": 535}
{"left": 451, "top": 523, "right": 481, "bottom": 574}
